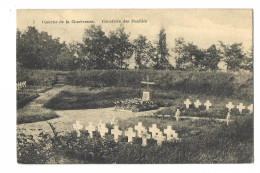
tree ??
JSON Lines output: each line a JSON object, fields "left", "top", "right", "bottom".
{"left": 17, "top": 26, "right": 65, "bottom": 70}
{"left": 240, "top": 46, "right": 253, "bottom": 72}
{"left": 133, "top": 35, "right": 156, "bottom": 69}
{"left": 219, "top": 42, "right": 245, "bottom": 71}
{"left": 203, "top": 44, "right": 221, "bottom": 71}
{"left": 154, "top": 28, "right": 171, "bottom": 70}
{"left": 81, "top": 25, "right": 110, "bottom": 69}
{"left": 174, "top": 37, "right": 194, "bottom": 70}
{"left": 107, "top": 26, "right": 133, "bottom": 69}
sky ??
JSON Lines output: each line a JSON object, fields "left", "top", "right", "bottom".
{"left": 17, "top": 9, "right": 253, "bottom": 67}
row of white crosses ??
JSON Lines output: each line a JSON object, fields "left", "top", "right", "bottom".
{"left": 184, "top": 99, "right": 212, "bottom": 110}
{"left": 226, "top": 102, "right": 253, "bottom": 125}
{"left": 16, "top": 81, "right": 27, "bottom": 91}
{"left": 226, "top": 102, "right": 253, "bottom": 114}
{"left": 73, "top": 121, "right": 179, "bottom": 146}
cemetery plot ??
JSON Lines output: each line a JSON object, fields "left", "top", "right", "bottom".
{"left": 17, "top": 113, "right": 253, "bottom": 163}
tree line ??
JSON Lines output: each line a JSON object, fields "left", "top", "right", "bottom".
{"left": 16, "top": 25, "right": 253, "bottom": 71}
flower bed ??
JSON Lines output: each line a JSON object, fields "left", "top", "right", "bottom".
{"left": 115, "top": 98, "right": 159, "bottom": 112}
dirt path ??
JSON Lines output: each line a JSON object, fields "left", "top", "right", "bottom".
{"left": 17, "top": 86, "right": 163, "bottom": 136}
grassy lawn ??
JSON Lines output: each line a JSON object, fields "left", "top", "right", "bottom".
{"left": 43, "top": 86, "right": 183, "bottom": 110}
{"left": 17, "top": 86, "right": 61, "bottom": 124}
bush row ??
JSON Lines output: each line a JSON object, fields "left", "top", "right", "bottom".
{"left": 66, "top": 70, "right": 253, "bottom": 100}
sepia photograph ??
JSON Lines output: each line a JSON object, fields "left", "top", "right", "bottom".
{"left": 16, "top": 9, "right": 253, "bottom": 164}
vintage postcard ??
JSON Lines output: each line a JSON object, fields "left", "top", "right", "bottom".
{"left": 16, "top": 9, "right": 253, "bottom": 164}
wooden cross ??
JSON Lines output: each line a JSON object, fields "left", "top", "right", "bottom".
{"left": 184, "top": 99, "right": 191, "bottom": 109}
{"left": 226, "top": 111, "right": 231, "bottom": 125}
{"left": 73, "top": 121, "right": 83, "bottom": 137}
{"left": 125, "top": 127, "right": 136, "bottom": 143}
{"left": 111, "top": 125, "right": 122, "bottom": 142}
{"left": 226, "top": 102, "right": 234, "bottom": 111}
{"left": 175, "top": 109, "right": 180, "bottom": 122}
{"left": 85, "top": 122, "right": 96, "bottom": 138}
{"left": 194, "top": 100, "right": 201, "bottom": 108}
{"left": 141, "top": 75, "right": 155, "bottom": 91}
{"left": 237, "top": 103, "right": 245, "bottom": 114}
{"left": 164, "top": 125, "right": 178, "bottom": 141}
{"left": 204, "top": 100, "right": 212, "bottom": 110}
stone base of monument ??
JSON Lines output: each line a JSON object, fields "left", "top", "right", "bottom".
{"left": 142, "top": 91, "right": 151, "bottom": 101}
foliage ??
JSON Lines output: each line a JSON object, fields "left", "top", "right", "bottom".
{"left": 174, "top": 37, "right": 221, "bottom": 71}
{"left": 65, "top": 69, "right": 252, "bottom": 100}
{"left": 17, "top": 27, "right": 75, "bottom": 70}
{"left": 17, "top": 89, "right": 39, "bottom": 109}
{"left": 115, "top": 98, "right": 159, "bottom": 112}
{"left": 153, "top": 28, "right": 172, "bottom": 70}
{"left": 133, "top": 35, "right": 156, "bottom": 69}
{"left": 219, "top": 42, "right": 246, "bottom": 71}
{"left": 43, "top": 88, "right": 141, "bottom": 110}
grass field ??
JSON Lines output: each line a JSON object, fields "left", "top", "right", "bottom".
{"left": 17, "top": 114, "right": 253, "bottom": 163}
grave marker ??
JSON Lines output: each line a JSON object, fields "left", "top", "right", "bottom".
{"left": 149, "top": 124, "right": 165, "bottom": 145}
{"left": 248, "top": 104, "right": 253, "bottom": 114}
{"left": 125, "top": 127, "right": 136, "bottom": 143}
{"left": 141, "top": 76, "right": 155, "bottom": 101}
{"left": 184, "top": 99, "right": 191, "bottom": 109}
{"left": 134, "top": 122, "right": 147, "bottom": 138}
{"left": 194, "top": 100, "right": 202, "bottom": 108}
{"left": 175, "top": 109, "right": 180, "bottom": 122}
{"left": 140, "top": 132, "right": 151, "bottom": 146}
{"left": 85, "top": 122, "right": 96, "bottom": 138}
{"left": 97, "top": 122, "right": 108, "bottom": 138}
{"left": 204, "top": 100, "right": 212, "bottom": 110}
{"left": 237, "top": 103, "right": 245, "bottom": 114}
{"left": 111, "top": 125, "right": 122, "bottom": 142}
{"left": 226, "top": 102, "right": 234, "bottom": 111}
{"left": 164, "top": 125, "right": 178, "bottom": 141}
{"left": 134, "top": 122, "right": 151, "bottom": 146}
{"left": 226, "top": 111, "right": 231, "bottom": 125}
{"left": 153, "top": 131, "right": 166, "bottom": 145}
{"left": 72, "top": 121, "right": 83, "bottom": 137}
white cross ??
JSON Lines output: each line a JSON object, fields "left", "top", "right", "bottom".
{"left": 237, "top": 103, "right": 245, "bottom": 114}
{"left": 204, "top": 100, "right": 212, "bottom": 110}
{"left": 111, "top": 125, "right": 122, "bottom": 142}
{"left": 175, "top": 109, "right": 180, "bottom": 122}
{"left": 72, "top": 121, "right": 83, "bottom": 137}
{"left": 97, "top": 122, "right": 108, "bottom": 138}
{"left": 226, "top": 102, "right": 234, "bottom": 111}
{"left": 153, "top": 131, "right": 166, "bottom": 146}
{"left": 140, "top": 132, "right": 151, "bottom": 146}
{"left": 125, "top": 127, "right": 136, "bottom": 143}
{"left": 164, "top": 125, "right": 178, "bottom": 141}
{"left": 226, "top": 111, "right": 231, "bottom": 125}
{"left": 134, "top": 122, "right": 147, "bottom": 138}
{"left": 194, "top": 100, "right": 201, "bottom": 108}
{"left": 248, "top": 104, "right": 253, "bottom": 114}
{"left": 134, "top": 122, "right": 151, "bottom": 146}
{"left": 184, "top": 99, "right": 191, "bottom": 109}
{"left": 148, "top": 124, "right": 161, "bottom": 137}
{"left": 85, "top": 122, "right": 96, "bottom": 138}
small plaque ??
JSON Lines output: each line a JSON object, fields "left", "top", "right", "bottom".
{"left": 142, "top": 92, "right": 150, "bottom": 101}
